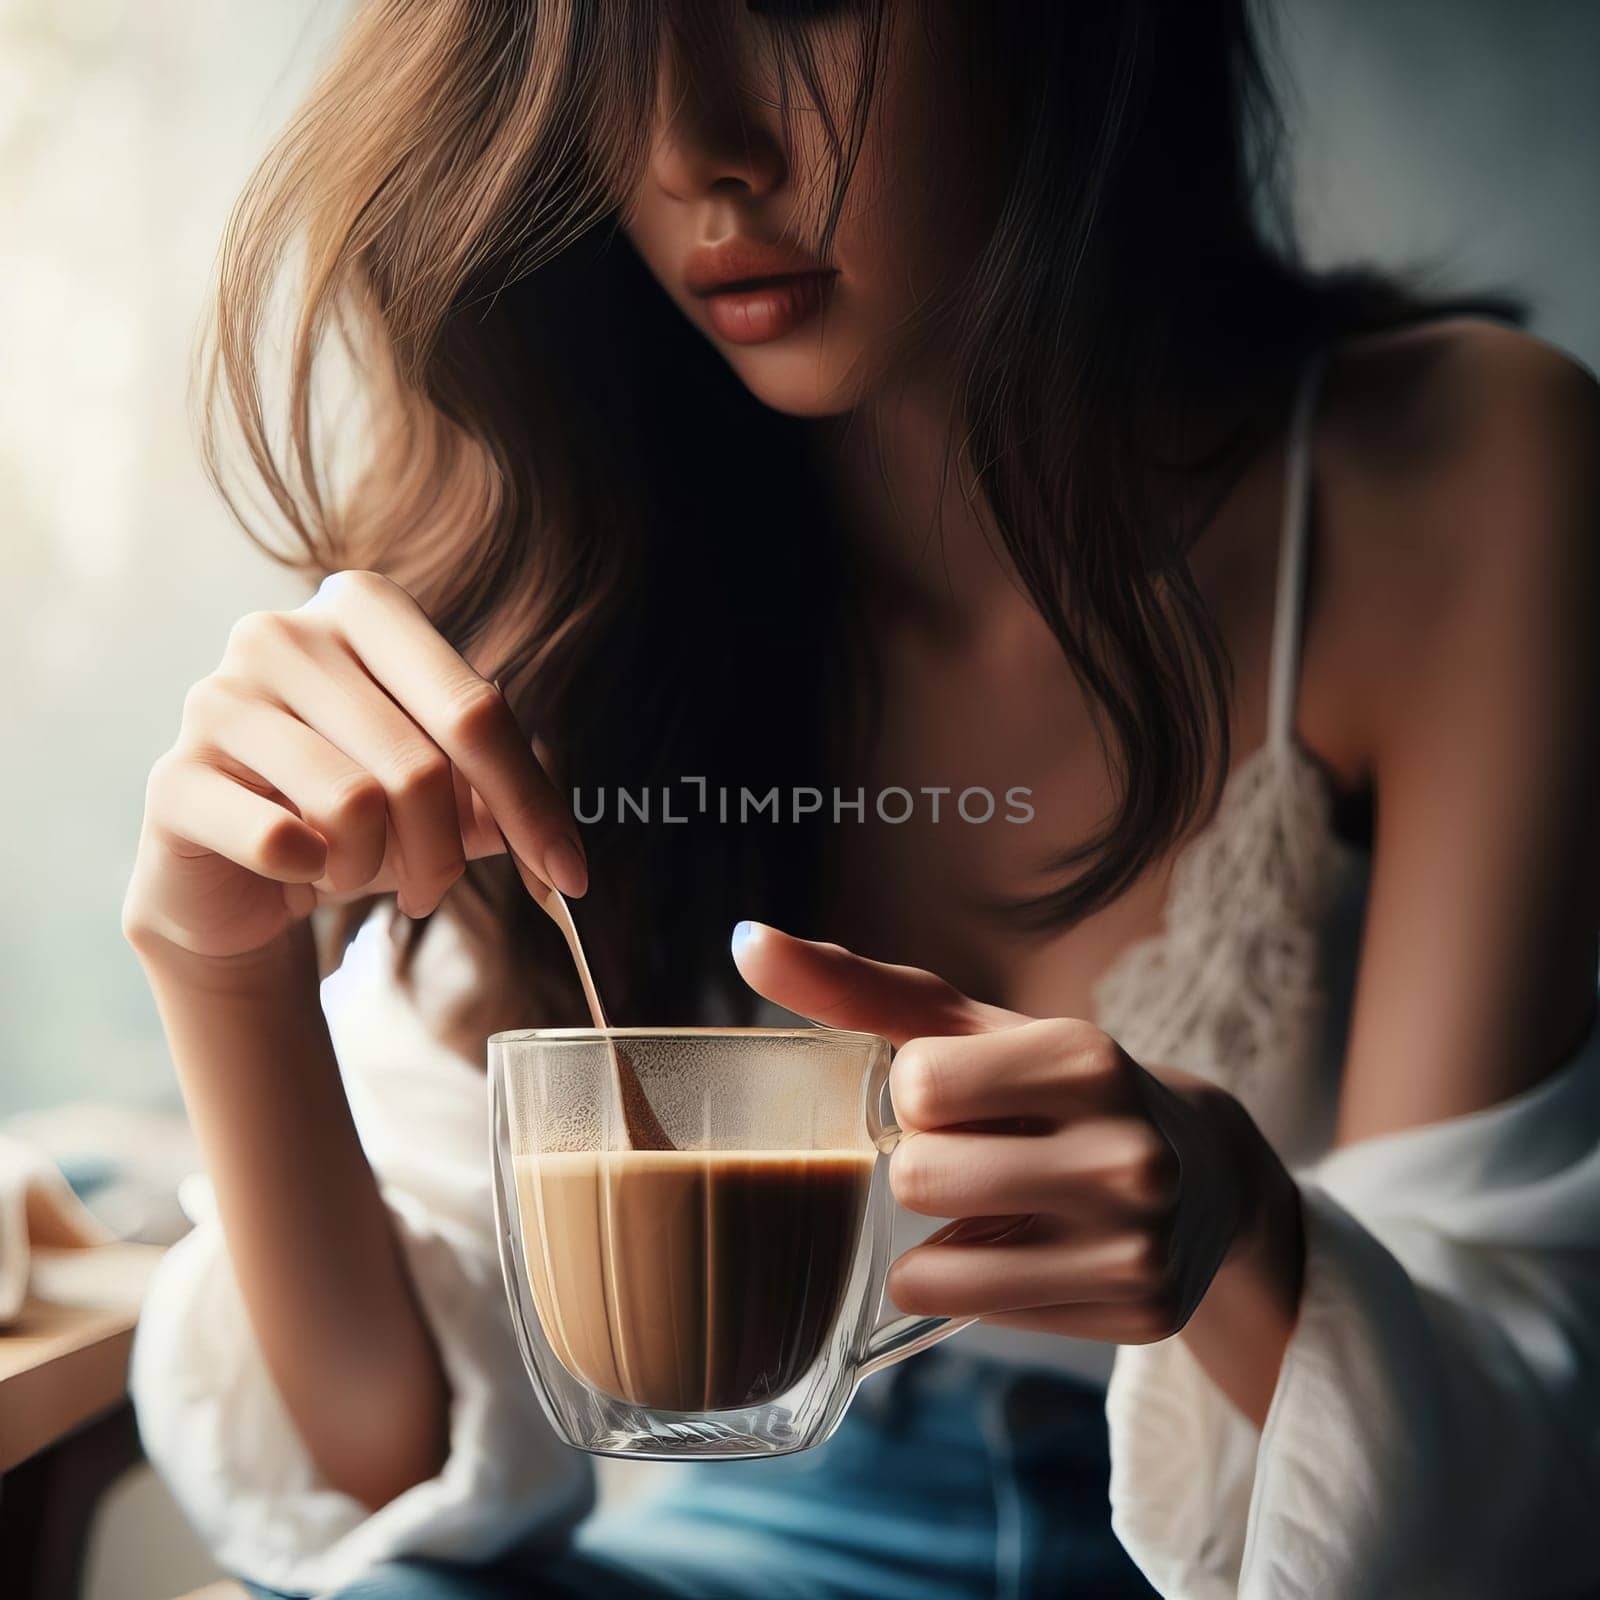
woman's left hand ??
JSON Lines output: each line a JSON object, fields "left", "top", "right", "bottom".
{"left": 733, "top": 920, "right": 1297, "bottom": 1347}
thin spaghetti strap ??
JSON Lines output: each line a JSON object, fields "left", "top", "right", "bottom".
{"left": 1265, "top": 351, "right": 1329, "bottom": 754}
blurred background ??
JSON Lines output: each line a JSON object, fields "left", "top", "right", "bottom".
{"left": 0, "top": 1, "right": 1596, "bottom": 1595}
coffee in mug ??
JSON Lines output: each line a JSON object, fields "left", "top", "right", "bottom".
{"left": 490, "top": 1028, "right": 971, "bottom": 1458}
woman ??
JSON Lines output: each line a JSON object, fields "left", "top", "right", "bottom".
{"left": 123, "top": 1, "right": 1600, "bottom": 1596}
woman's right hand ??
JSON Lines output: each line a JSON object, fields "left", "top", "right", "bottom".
{"left": 123, "top": 569, "right": 586, "bottom": 969}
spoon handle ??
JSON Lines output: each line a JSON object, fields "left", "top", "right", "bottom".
{"left": 488, "top": 682, "right": 672, "bottom": 1150}
{"left": 514, "top": 863, "right": 610, "bottom": 1032}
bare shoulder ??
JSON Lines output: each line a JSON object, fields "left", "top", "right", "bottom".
{"left": 1322, "top": 316, "right": 1596, "bottom": 496}
{"left": 1299, "top": 318, "right": 1599, "bottom": 782}
{"left": 1308, "top": 322, "right": 1599, "bottom": 1120}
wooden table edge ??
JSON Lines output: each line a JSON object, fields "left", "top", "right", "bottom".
{"left": 0, "top": 1299, "right": 141, "bottom": 1473}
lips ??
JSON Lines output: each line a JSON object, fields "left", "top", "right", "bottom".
{"left": 684, "top": 237, "right": 831, "bottom": 296}
{"left": 685, "top": 239, "right": 838, "bottom": 346}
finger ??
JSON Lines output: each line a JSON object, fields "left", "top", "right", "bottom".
{"left": 888, "top": 1017, "right": 1134, "bottom": 1131}
{"left": 261, "top": 639, "right": 464, "bottom": 917}
{"left": 311, "top": 772, "right": 508, "bottom": 908}
{"left": 184, "top": 680, "right": 390, "bottom": 893}
{"left": 147, "top": 755, "right": 328, "bottom": 883}
{"left": 919, "top": 1215, "right": 1037, "bottom": 1249}
{"left": 455, "top": 769, "right": 510, "bottom": 864}
{"left": 730, "top": 922, "right": 1023, "bottom": 1046}
{"left": 306, "top": 571, "right": 586, "bottom": 897}
{"left": 887, "top": 1223, "right": 1167, "bottom": 1319}
{"left": 889, "top": 1119, "right": 1177, "bottom": 1219}
{"left": 982, "top": 1300, "right": 1185, "bottom": 1346}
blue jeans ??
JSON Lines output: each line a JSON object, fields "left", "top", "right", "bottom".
{"left": 249, "top": 1351, "right": 1155, "bottom": 1599}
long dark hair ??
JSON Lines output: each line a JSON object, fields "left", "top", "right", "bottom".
{"left": 203, "top": 0, "right": 1509, "bottom": 1038}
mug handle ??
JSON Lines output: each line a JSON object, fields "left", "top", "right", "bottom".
{"left": 859, "top": 1052, "right": 976, "bottom": 1380}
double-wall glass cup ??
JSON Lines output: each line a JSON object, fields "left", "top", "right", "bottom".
{"left": 490, "top": 1027, "right": 971, "bottom": 1459}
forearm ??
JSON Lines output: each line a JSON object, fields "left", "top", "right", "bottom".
{"left": 1177, "top": 1117, "right": 1305, "bottom": 1428}
{"left": 138, "top": 924, "right": 449, "bottom": 1507}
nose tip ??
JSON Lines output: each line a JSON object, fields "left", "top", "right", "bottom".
{"left": 647, "top": 68, "right": 787, "bottom": 203}
{"left": 653, "top": 120, "right": 787, "bottom": 203}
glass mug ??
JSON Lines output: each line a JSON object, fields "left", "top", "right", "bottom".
{"left": 490, "top": 1027, "right": 972, "bottom": 1458}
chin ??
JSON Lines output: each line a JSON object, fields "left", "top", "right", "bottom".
{"left": 718, "top": 341, "right": 873, "bottom": 419}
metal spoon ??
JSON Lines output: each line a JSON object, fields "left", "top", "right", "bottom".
{"left": 491, "top": 682, "right": 671, "bottom": 1149}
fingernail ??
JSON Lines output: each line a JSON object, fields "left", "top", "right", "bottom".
{"left": 731, "top": 919, "right": 762, "bottom": 954}
{"left": 542, "top": 836, "right": 588, "bottom": 899}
